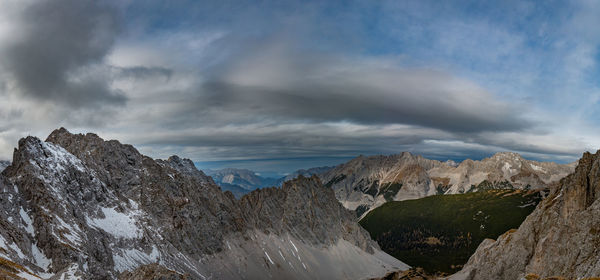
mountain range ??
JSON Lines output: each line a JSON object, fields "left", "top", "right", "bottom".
{"left": 318, "top": 152, "right": 575, "bottom": 218}
{"left": 204, "top": 168, "right": 278, "bottom": 198}
{"left": 206, "top": 168, "right": 277, "bottom": 190}
{"left": 206, "top": 166, "right": 333, "bottom": 198}
{"left": 0, "top": 128, "right": 406, "bottom": 279}
{"left": 206, "top": 152, "right": 575, "bottom": 219}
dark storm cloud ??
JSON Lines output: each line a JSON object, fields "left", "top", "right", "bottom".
{"left": 189, "top": 41, "right": 532, "bottom": 134}
{"left": 139, "top": 126, "right": 430, "bottom": 149}
{"left": 2, "top": 0, "right": 125, "bottom": 107}
{"left": 201, "top": 79, "right": 526, "bottom": 133}
{"left": 128, "top": 122, "right": 448, "bottom": 165}
{"left": 115, "top": 66, "right": 173, "bottom": 80}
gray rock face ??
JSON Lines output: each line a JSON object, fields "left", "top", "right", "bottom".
{"left": 0, "top": 128, "right": 406, "bottom": 279}
{"left": 239, "top": 176, "right": 376, "bottom": 252}
{"left": 450, "top": 150, "right": 600, "bottom": 279}
{"left": 320, "top": 152, "right": 574, "bottom": 217}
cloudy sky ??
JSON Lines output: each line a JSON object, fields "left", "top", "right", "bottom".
{"left": 1, "top": 0, "right": 599, "bottom": 176}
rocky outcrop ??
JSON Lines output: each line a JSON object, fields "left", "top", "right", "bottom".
{"left": 450, "top": 150, "right": 600, "bottom": 279}
{"left": 320, "top": 152, "right": 574, "bottom": 217}
{"left": 0, "top": 128, "right": 406, "bottom": 279}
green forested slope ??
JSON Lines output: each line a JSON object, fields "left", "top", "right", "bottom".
{"left": 359, "top": 189, "right": 544, "bottom": 274}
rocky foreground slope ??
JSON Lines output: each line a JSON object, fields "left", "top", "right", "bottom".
{"left": 0, "top": 128, "right": 406, "bottom": 279}
{"left": 450, "top": 150, "right": 600, "bottom": 279}
{"left": 320, "top": 152, "right": 574, "bottom": 217}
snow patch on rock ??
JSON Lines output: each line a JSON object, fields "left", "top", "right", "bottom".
{"left": 113, "top": 245, "right": 160, "bottom": 273}
{"left": 31, "top": 243, "right": 52, "bottom": 271}
{"left": 53, "top": 216, "right": 84, "bottom": 246}
{"left": 20, "top": 207, "right": 34, "bottom": 235}
{"left": 86, "top": 207, "right": 142, "bottom": 239}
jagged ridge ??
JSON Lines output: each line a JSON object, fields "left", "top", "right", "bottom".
{"left": 0, "top": 128, "right": 407, "bottom": 279}
{"left": 319, "top": 152, "right": 574, "bottom": 217}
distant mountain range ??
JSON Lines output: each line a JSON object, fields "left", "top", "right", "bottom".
{"left": 208, "top": 152, "right": 574, "bottom": 218}
{"left": 206, "top": 166, "right": 333, "bottom": 198}
{"left": 318, "top": 152, "right": 575, "bottom": 218}
{"left": 206, "top": 168, "right": 277, "bottom": 191}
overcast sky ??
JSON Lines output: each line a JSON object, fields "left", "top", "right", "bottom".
{"left": 1, "top": 0, "right": 599, "bottom": 176}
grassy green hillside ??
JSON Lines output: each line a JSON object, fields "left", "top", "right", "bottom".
{"left": 359, "top": 189, "right": 544, "bottom": 275}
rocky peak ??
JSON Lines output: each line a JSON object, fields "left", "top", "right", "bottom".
{"left": 45, "top": 127, "right": 112, "bottom": 158}
{"left": 489, "top": 151, "right": 524, "bottom": 161}
{"left": 158, "top": 155, "right": 215, "bottom": 185}
{"left": 444, "top": 160, "right": 458, "bottom": 167}
{"left": 10, "top": 136, "right": 47, "bottom": 168}
{"left": 45, "top": 127, "right": 142, "bottom": 165}
{"left": 165, "top": 155, "right": 194, "bottom": 171}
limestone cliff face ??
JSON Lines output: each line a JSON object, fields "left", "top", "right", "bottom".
{"left": 451, "top": 150, "right": 600, "bottom": 279}
{"left": 0, "top": 128, "right": 407, "bottom": 279}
